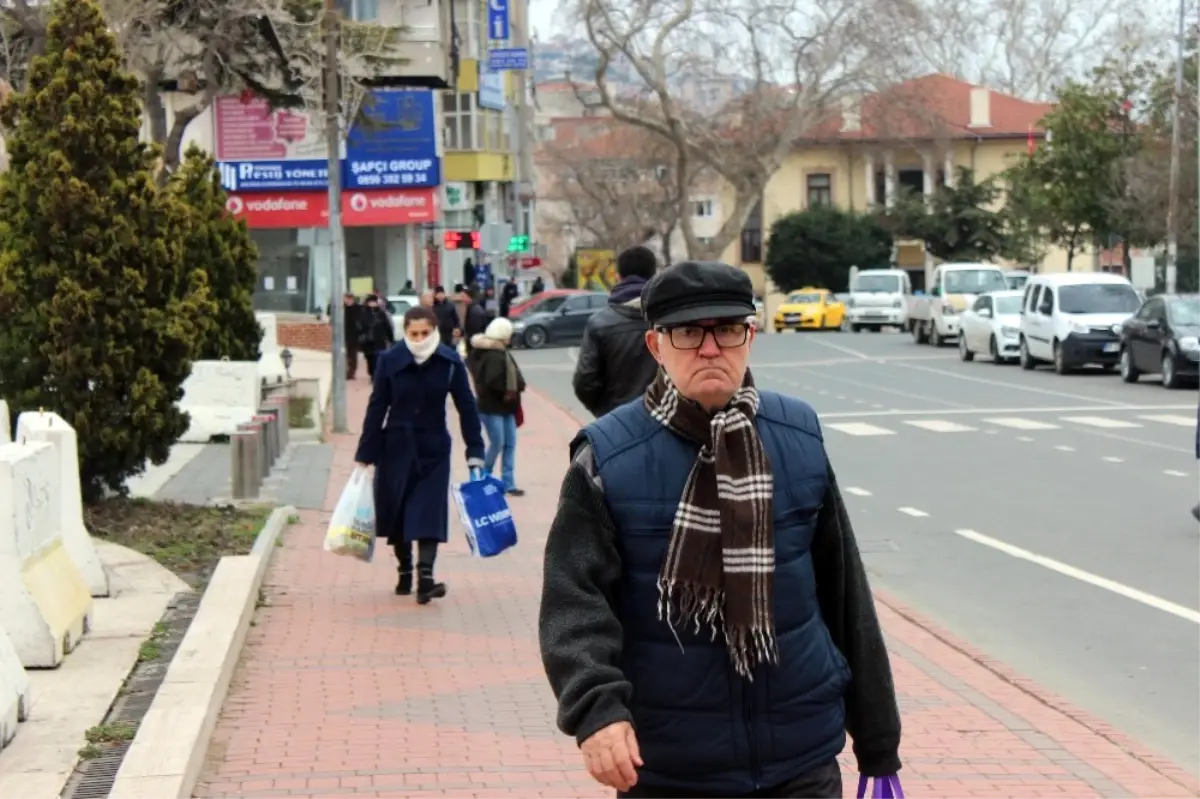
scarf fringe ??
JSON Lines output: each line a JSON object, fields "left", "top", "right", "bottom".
{"left": 658, "top": 578, "right": 779, "bottom": 678}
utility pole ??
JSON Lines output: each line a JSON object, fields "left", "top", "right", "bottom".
{"left": 513, "top": 17, "right": 531, "bottom": 249}
{"left": 324, "top": 0, "right": 349, "bottom": 433}
{"left": 1164, "top": 0, "right": 1186, "bottom": 294}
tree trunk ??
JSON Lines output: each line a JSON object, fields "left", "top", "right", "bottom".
{"left": 160, "top": 101, "right": 207, "bottom": 183}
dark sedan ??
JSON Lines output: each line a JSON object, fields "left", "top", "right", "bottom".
{"left": 1119, "top": 293, "right": 1200, "bottom": 388}
{"left": 510, "top": 291, "right": 607, "bottom": 349}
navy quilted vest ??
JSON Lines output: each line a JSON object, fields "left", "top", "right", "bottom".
{"left": 584, "top": 392, "right": 849, "bottom": 795}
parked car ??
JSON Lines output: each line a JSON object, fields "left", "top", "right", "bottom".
{"left": 773, "top": 288, "right": 845, "bottom": 332}
{"left": 385, "top": 293, "right": 420, "bottom": 331}
{"left": 958, "top": 290, "right": 1024, "bottom": 363}
{"left": 1119, "top": 293, "right": 1200, "bottom": 389}
{"left": 1018, "top": 272, "right": 1141, "bottom": 373}
{"left": 511, "top": 291, "right": 607, "bottom": 349}
{"left": 1004, "top": 270, "right": 1032, "bottom": 290}
{"left": 508, "top": 289, "right": 588, "bottom": 319}
{"left": 846, "top": 268, "right": 910, "bottom": 331}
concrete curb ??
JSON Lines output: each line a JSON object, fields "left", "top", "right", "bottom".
{"left": 873, "top": 589, "right": 1200, "bottom": 794}
{"left": 106, "top": 505, "right": 295, "bottom": 799}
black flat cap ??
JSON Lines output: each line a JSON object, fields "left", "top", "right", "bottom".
{"left": 641, "top": 261, "right": 756, "bottom": 327}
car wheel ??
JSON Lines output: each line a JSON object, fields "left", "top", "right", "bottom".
{"left": 1053, "top": 340, "right": 1071, "bottom": 375}
{"left": 929, "top": 323, "right": 943, "bottom": 347}
{"left": 849, "top": 322, "right": 860, "bottom": 333}
{"left": 523, "top": 325, "right": 548, "bottom": 350}
{"left": 1162, "top": 352, "right": 1180, "bottom": 389}
{"left": 1119, "top": 347, "right": 1140, "bottom": 383}
{"left": 959, "top": 333, "right": 974, "bottom": 362}
{"left": 1019, "top": 337, "right": 1036, "bottom": 370}
{"left": 989, "top": 335, "right": 1004, "bottom": 364}
{"left": 910, "top": 321, "right": 922, "bottom": 343}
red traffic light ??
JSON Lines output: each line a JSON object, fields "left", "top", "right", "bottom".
{"left": 442, "top": 230, "right": 480, "bottom": 250}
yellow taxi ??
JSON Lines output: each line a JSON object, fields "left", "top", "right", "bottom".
{"left": 774, "top": 288, "right": 846, "bottom": 332}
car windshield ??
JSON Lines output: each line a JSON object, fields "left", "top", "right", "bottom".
{"left": 1058, "top": 284, "right": 1140, "bottom": 314}
{"left": 386, "top": 298, "right": 414, "bottom": 314}
{"left": 853, "top": 274, "right": 901, "bottom": 293}
{"left": 1167, "top": 297, "right": 1200, "bottom": 326}
{"left": 788, "top": 292, "right": 822, "bottom": 304}
{"left": 993, "top": 296, "right": 1022, "bottom": 315}
{"left": 943, "top": 270, "right": 1007, "bottom": 294}
{"left": 527, "top": 296, "right": 567, "bottom": 314}
{"left": 1005, "top": 274, "right": 1028, "bottom": 289}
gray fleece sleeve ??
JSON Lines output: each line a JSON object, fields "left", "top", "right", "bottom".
{"left": 538, "top": 443, "right": 634, "bottom": 745}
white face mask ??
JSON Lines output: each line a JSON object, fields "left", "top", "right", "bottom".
{"left": 405, "top": 329, "right": 441, "bottom": 363}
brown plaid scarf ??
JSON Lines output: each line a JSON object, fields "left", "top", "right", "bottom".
{"left": 644, "top": 368, "right": 777, "bottom": 678}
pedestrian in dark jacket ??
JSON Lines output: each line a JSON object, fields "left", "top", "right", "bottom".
{"left": 470, "top": 317, "right": 527, "bottom": 496}
{"left": 354, "top": 306, "right": 486, "bottom": 604}
{"left": 341, "top": 293, "right": 362, "bottom": 379}
{"left": 432, "top": 285, "right": 460, "bottom": 344}
{"left": 540, "top": 261, "right": 901, "bottom": 798}
{"left": 499, "top": 280, "right": 519, "bottom": 318}
{"left": 357, "top": 294, "right": 395, "bottom": 379}
{"left": 460, "top": 289, "right": 490, "bottom": 362}
{"left": 573, "top": 246, "right": 660, "bottom": 418}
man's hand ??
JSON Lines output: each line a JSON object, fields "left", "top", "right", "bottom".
{"left": 580, "top": 721, "right": 642, "bottom": 792}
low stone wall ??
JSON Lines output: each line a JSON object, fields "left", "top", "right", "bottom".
{"left": 278, "top": 322, "right": 331, "bottom": 352}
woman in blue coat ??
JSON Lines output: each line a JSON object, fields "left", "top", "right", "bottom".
{"left": 354, "top": 306, "right": 486, "bottom": 603}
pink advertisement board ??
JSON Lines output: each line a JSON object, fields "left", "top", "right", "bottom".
{"left": 213, "top": 96, "right": 330, "bottom": 161}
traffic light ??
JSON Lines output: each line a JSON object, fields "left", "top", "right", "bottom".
{"left": 443, "top": 230, "right": 481, "bottom": 250}
{"left": 507, "top": 235, "right": 530, "bottom": 252}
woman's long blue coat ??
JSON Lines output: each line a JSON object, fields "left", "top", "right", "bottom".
{"left": 353, "top": 342, "right": 485, "bottom": 545}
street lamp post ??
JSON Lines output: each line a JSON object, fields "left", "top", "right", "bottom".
{"left": 324, "top": 0, "right": 348, "bottom": 433}
{"left": 1164, "top": 0, "right": 1186, "bottom": 293}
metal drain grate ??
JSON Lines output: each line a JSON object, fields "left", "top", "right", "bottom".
{"left": 62, "top": 591, "right": 203, "bottom": 799}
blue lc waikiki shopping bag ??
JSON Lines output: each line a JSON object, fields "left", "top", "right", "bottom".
{"left": 857, "top": 776, "right": 904, "bottom": 799}
{"left": 452, "top": 470, "right": 518, "bottom": 557}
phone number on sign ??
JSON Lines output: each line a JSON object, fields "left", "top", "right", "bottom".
{"left": 351, "top": 172, "right": 432, "bottom": 186}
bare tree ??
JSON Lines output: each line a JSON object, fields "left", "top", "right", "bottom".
{"left": 571, "top": 0, "right": 915, "bottom": 260}
{"left": 0, "top": 0, "right": 408, "bottom": 178}
{"left": 895, "top": 0, "right": 1172, "bottom": 100}
{"left": 539, "top": 120, "right": 686, "bottom": 262}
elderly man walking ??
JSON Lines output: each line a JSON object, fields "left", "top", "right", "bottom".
{"left": 539, "top": 261, "right": 901, "bottom": 798}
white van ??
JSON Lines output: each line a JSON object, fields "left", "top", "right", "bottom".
{"left": 1018, "top": 272, "right": 1142, "bottom": 374}
{"left": 846, "top": 269, "right": 910, "bottom": 332}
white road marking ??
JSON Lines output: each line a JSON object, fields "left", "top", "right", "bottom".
{"left": 1137, "top": 414, "right": 1197, "bottom": 427}
{"left": 897, "top": 507, "right": 929, "bottom": 517}
{"left": 903, "top": 419, "right": 977, "bottom": 433}
{"left": 806, "top": 336, "right": 873, "bottom": 359}
{"left": 818, "top": 403, "right": 1193, "bottom": 419}
{"left": 567, "top": 347, "right": 579, "bottom": 363}
{"left": 1164, "top": 469, "right": 1189, "bottom": 477}
{"left": 835, "top": 395, "right": 846, "bottom": 400}
{"left": 1102, "top": 456, "right": 1124, "bottom": 463}
{"left": 984, "top": 417, "right": 1061, "bottom": 430}
{"left": 845, "top": 486, "right": 873, "bottom": 496}
{"left": 825, "top": 422, "right": 896, "bottom": 436}
{"left": 954, "top": 529, "right": 1200, "bottom": 625}
{"left": 1017, "top": 436, "right": 1034, "bottom": 442}
{"left": 1061, "top": 415, "right": 1142, "bottom": 429}
{"left": 897, "top": 362, "right": 1129, "bottom": 406}
{"left": 1054, "top": 445, "right": 1075, "bottom": 452}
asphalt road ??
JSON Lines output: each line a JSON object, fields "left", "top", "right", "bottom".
{"left": 513, "top": 329, "right": 1200, "bottom": 775}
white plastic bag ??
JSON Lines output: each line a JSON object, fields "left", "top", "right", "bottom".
{"left": 324, "top": 466, "right": 376, "bottom": 562}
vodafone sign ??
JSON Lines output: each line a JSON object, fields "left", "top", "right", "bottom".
{"left": 226, "top": 188, "right": 438, "bottom": 229}
{"left": 225, "top": 194, "right": 327, "bottom": 228}
{"left": 343, "top": 189, "right": 436, "bottom": 225}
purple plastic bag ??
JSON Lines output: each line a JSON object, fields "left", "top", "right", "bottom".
{"left": 856, "top": 775, "right": 905, "bottom": 799}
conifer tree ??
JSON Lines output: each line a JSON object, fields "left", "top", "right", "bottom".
{"left": 0, "top": 0, "right": 213, "bottom": 499}
{"left": 172, "top": 146, "right": 263, "bottom": 361}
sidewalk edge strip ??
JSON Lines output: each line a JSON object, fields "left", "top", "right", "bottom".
{"left": 874, "top": 588, "right": 1200, "bottom": 793}
{"left": 107, "top": 504, "right": 295, "bottom": 799}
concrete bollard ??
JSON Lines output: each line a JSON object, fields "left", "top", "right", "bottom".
{"left": 259, "top": 406, "right": 282, "bottom": 464}
{"left": 255, "top": 413, "right": 278, "bottom": 467}
{"left": 268, "top": 395, "right": 290, "bottom": 452}
{"left": 237, "top": 422, "right": 263, "bottom": 495}
{"left": 230, "top": 430, "right": 256, "bottom": 499}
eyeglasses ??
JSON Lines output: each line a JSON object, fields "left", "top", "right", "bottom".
{"left": 660, "top": 322, "right": 750, "bottom": 350}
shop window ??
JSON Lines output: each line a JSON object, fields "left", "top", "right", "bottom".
{"left": 452, "top": 0, "right": 480, "bottom": 59}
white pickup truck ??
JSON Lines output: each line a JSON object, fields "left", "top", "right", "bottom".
{"left": 908, "top": 262, "right": 1009, "bottom": 346}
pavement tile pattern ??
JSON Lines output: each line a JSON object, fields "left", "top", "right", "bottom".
{"left": 194, "top": 374, "right": 1199, "bottom": 799}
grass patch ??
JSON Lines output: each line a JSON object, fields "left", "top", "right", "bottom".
{"left": 288, "top": 396, "right": 315, "bottom": 429}
{"left": 85, "top": 498, "right": 272, "bottom": 587}
{"left": 137, "top": 622, "right": 169, "bottom": 663}
{"left": 79, "top": 722, "right": 138, "bottom": 759}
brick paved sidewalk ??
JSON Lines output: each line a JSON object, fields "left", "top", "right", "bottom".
{"left": 195, "top": 375, "right": 1199, "bottom": 799}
